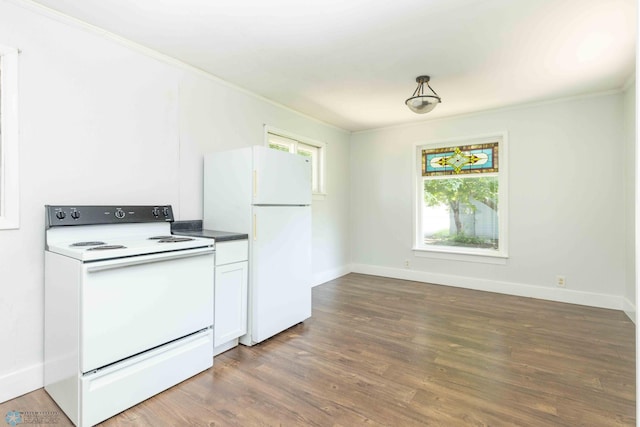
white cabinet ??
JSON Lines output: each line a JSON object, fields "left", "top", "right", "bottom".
{"left": 214, "top": 239, "right": 248, "bottom": 355}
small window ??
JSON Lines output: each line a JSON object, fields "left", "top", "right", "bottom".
{"left": 414, "top": 134, "right": 507, "bottom": 259}
{"left": 266, "top": 128, "right": 326, "bottom": 196}
{"left": 0, "top": 45, "right": 19, "bottom": 230}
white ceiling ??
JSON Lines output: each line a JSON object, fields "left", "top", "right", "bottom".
{"left": 26, "top": 0, "right": 636, "bottom": 132}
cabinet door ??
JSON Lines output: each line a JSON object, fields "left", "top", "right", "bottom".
{"left": 214, "top": 261, "right": 248, "bottom": 345}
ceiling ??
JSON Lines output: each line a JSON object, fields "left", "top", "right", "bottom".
{"left": 26, "top": 0, "right": 636, "bottom": 132}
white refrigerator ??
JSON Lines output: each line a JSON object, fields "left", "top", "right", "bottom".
{"left": 203, "top": 145, "right": 312, "bottom": 346}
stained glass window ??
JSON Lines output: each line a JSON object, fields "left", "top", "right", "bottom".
{"left": 415, "top": 137, "right": 506, "bottom": 258}
{"left": 422, "top": 142, "right": 499, "bottom": 176}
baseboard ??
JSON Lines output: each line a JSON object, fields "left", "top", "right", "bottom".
{"left": 623, "top": 297, "right": 636, "bottom": 324}
{"left": 312, "top": 264, "right": 351, "bottom": 287}
{"left": 350, "top": 264, "right": 623, "bottom": 310}
{"left": 0, "top": 362, "right": 43, "bottom": 404}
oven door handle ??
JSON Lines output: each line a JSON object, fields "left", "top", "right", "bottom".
{"left": 84, "top": 247, "right": 214, "bottom": 273}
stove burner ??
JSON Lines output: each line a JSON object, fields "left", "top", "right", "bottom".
{"left": 70, "top": 241, "right": 106, "bottom": 247}
{"left": 157, "top": 237, "right": 195, "bottom": 243}
{"left": 86, "top": 245, "right": 127, "bottom": 251}
{"left": 148, "top": 236, "right": 173, "bottom": 240}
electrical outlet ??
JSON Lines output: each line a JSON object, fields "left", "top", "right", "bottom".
{"left": 556, "top": 275, "right": 566, "bottom": 288}
{"left": 404, "top": 259, "right": 410, "bottom": 269}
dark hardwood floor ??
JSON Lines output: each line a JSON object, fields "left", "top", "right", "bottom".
{"left": 1, "top": 273, "right": 635, "bottom": 426}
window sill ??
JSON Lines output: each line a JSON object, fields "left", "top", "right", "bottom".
{"left": 0, "top": 216, "right": 19, "bottom": 230}
{"left": 412, "top": 246, "right": 508, "bottom": 264}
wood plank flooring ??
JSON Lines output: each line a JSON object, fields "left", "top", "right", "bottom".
{"left": 1, "top": 273, "right": 635, "bottom": 426}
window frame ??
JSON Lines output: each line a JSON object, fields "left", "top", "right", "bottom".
{"left": 412, "top": 132, "right": 508, "bottom": 262}
{"left": 264, "top": 125, "right": 327, "bottom": 198}
{"left": 0, "top": 45, "right": 19, "bottom": 230}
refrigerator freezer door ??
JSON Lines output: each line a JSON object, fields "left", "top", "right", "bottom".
{"left": 253, "top": 146, "right": 312, "bottom": 205}
{"left": 249, "top": 205, "right": 311, "bottom": 344}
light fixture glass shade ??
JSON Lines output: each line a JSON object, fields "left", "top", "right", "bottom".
{"left": 405, "top": 75, "right": 441, "bottom": 114}
{"left": 405, "top": 95, "right": 440, "bottom": 114}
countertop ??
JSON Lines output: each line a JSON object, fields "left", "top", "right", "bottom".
{"left": 171, "top": 220, "right": 248, "bottom": 242}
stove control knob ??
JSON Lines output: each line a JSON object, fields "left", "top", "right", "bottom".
{"left": 114, "top": 209, "right": 125, "bottom": 219}
{"left": 70, "top": 211, "right": 80, "bottom": 220}
{"left": 55, "top": 211, "right": 66, "bottom": 220}
{"left": 162, "top": 207, "right": 170, "bottom": 217}
{"left": 152, "top": 207, "right": 160, "bottom": 218}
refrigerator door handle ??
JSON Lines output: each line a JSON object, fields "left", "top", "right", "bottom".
{"left": 253, "top": 214, "right": 257, "bottom": 241}
{"left": 253, "top": 170, "right": 257, "bottom": 199}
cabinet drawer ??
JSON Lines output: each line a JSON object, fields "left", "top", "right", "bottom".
{"left": 215, "top": 240, "right": 248, "bottom": 266}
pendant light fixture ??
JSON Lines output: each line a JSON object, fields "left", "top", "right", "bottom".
{"left": 405, "top": 75, "right": 441, "bottom": 114}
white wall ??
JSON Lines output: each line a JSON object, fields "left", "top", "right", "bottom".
{"left": 623, "top": 82, "right": 636, "bottom": 321}
{"left": 0, "top": 1, "right": 350, "bottom": 402}
{"left": 351, "top": 93, "right": 628, "bottom": 308}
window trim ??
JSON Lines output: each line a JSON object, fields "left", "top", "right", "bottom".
{"left": 412, "top": 132, "right": 509, "bottom": 261}
{"left": 0, "top": 45, "right": 19, "bottom": 230}
{"left": 264, "top": 125, "right": 327, "bottom": 198}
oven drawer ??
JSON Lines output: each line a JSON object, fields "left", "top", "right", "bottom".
{"left": 80, "top": 249, "right": 214, "bottom": 373}
{"left": 81, "top": 329, "right": 212, "bottom": 426}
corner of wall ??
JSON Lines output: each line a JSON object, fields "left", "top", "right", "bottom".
{"left": 312, "top": 265, "right": 352, "bottom": 287}
{"left": 623, "top": 297, "right": 635, "bottom": 324}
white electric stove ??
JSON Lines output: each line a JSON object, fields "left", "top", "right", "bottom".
{"left": 44, "top": 205, "right": 215, "bottom": 427}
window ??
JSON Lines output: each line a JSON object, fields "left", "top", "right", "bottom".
{"left": 265, "top": 127, "right": 326, "bottom": 196}
{"left": 0, "top": 45, "right": 19, "bottom": 230}
{"left": 414, "top": 134, "right": 507, "bottom": 259}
